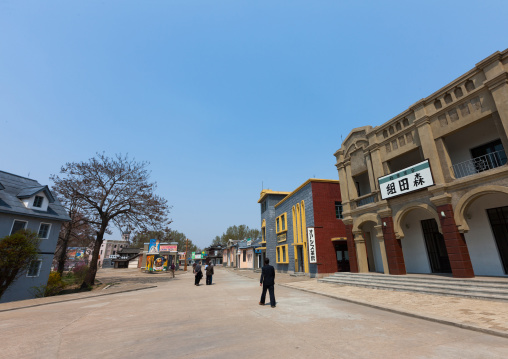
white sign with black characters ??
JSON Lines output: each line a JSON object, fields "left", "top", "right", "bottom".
{"left": 378, "top": 159, "right": 434, "bottom": 200}
{"left": 307, "top": 227, "right": 317, "bottom": 264}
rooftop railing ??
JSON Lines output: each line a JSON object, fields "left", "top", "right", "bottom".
{"left": 451, "top": 150, "right": 507, "bottom": 179}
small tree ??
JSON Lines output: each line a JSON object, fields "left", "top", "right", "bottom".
{"left": 0, "top": 230, "right": 40, "bottom": 299}
{"left": 51, "top": 153, "right": 171, "bottom": 289}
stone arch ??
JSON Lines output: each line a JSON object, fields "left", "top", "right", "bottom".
{"left": 352, "top": 212, "right": 380, "bottom": 233}
{"left": 455, "top": 185, "right": 508, "bottom": 233}
{"left": 393, "top": 203, "right": 441, "bottom": 239}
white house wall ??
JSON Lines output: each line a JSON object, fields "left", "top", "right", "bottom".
{"left": 463, "top": 194, "right": 508, "bottom": 277}
{"left": 400, "top": 210, "right": 432, "bottom": 274}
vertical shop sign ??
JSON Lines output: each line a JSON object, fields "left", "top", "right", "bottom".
{"left": 307, "top": 227, "right": 317, "bottom": 263}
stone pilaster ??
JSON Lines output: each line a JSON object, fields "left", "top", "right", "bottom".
{"left": 345, "top": 224, "right": 358, "bottom": 273}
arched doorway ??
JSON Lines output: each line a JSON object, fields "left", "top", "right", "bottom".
{"left": 360, "top": 221, "right": 384, "bottom": 273}
{"left": 457, "top": 190, "right": 508, "bottom": 276}
{"left": 399, "top": 207, "right": 450, "bottom": 274}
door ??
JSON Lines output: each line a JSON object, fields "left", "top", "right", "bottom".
{"left": 421, "top": 219, "right": 451, "bottom": 273}
{"left": 297, "top": 246, "right": 304, "bottom": 272}
{"left": 486, "top": 206, "right": 508, "bottom": 274}
{"left": 335, "top": 242, "right": 350, "bottom": 272}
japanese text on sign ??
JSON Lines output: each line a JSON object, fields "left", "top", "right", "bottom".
{"left": 378, "top": 160, "right": 434, "bottom": 200}
{"left": 307, "top": 228, "right": 317, "bottom": 264}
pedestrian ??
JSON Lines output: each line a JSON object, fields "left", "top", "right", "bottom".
{"left": 259, "top": 258, "right": 276, "bottom": 308}
{"left": 194, "top": 261, "right": 202, "bottom": 286}
{"left": 170, "top": 262, "right": 175, "bottom": 278}
{"left": 206, "top": 262, "right": 214, "bottom": 285}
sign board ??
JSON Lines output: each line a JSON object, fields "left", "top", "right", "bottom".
{"left": 307, "top": 228, "right": 317, "bottom": 263}
{"left": 148, "top": 239, "right": 160, "bottom": 254}
{"left": 378, "top": 160, "right": 434, "bottom": 200}
{"left": 191, "top": 252, "right": 195, "bottom": 259}
{"left": 159, "top": 245, "right": 177, "bottom": 252}
{"left": 247, "top": 239, "right": 251, "bottom": 246}
{"left": 195, "top": 254, "right": 202, "bottom": 259}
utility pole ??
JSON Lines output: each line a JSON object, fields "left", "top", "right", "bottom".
{"left": 184, "top": 238, "right": 188, "bottom": 271}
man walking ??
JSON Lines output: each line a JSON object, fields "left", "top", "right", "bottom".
{"left": 259, "top": 258, "right": 276, "bottom": 308}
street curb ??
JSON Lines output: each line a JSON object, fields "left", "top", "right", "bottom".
{"left": 0, "top": 285, "right": 158, "bottom": 313}
{"left": 279, "top": 284, "right": 508, "bottom": 340}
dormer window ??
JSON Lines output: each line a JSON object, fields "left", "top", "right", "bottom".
{"left": 33, "top": 196, "right": 44, "bottom": 208}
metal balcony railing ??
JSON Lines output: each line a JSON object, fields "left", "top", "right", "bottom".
{"left": 451, "top": 150, "right": 507, "bottom": 179}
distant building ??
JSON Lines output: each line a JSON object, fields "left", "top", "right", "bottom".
{"left": 98, "top": 239, "right": 130, "bottom": 268}
{"left": 112, "top": 247, "right": 142, "bottom": 269}
{"left": 0, "top": 171, "right": 70, "bottom": 303}
{"left": 204, "top": 245, "right": 223, "bottom": 265}
{"left": 258, "top": 180, "right": 347, "bottom": 277}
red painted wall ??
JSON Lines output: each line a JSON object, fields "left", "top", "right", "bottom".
{"left": 311, "top": 182, "right": 347, "bottom": 274}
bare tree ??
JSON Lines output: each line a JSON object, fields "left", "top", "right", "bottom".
{"left": 52, "top": 183, "right": 95, "bottom": 275}
{"left": 51, "top": 153, "right": 171, "bottom": 288}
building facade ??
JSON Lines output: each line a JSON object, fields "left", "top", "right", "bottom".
{"left": 98, "top": 239, "right": 130, "bottom": 268}
{"left": 0, "top": 171, "right": 70, "bottom": 303}
{"left": 334, "top": 49, "right": 508, "bottom": 278}
{"left": 258, "top": 179, "right": 347, "bottom": 277}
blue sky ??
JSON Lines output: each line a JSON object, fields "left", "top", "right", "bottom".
{"left": 1, "top": 1, "right": 507, "bottom": 249}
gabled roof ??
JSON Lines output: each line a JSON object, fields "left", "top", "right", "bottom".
{"left": 17, "top": 185, "right": 55, "bottom": 203}
{"left": 0, "top": 171, "right": 70, "bottom": 222}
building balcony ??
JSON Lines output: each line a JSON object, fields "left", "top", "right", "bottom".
{"left": 451, "top": 150, "right": 507, "bottom": 179}
{"left": 352, "top": 192, "right": 379, "bottom": 209}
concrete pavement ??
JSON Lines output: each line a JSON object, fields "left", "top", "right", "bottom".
{"left": 0, "top": 267, "right": 507, "bottom": 358}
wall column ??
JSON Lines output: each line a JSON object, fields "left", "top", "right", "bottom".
{"left": 487, "top": 74, "right": 508, "bottom": 139}
{"left": 415, "top": 118, "right": 445, "bottom": 185}
{"left": 436, "top": 204, "right": 475, "bottom": 278}
{"left": 374, "top": 225, "right": 389, "bottom": 274}
{"left": 345, "top": 224, "right": 358, "bottom": 273}
{"left": 353, "top": 230, "right": 369, "bottom": 273}
{"left": 380, "top": 216, "right": 407, "bottom": 275}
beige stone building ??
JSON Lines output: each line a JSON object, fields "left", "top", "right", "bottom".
{"left": 334, "top": 49, "right": 508, "bottom": 278}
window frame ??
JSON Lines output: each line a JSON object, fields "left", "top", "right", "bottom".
{"left": 33, "top": 195, "right": 44, "bottom": 208}
{"left": 38, "top": 222, "right": 52, "bottom": 239}
{"left": 276, "top": 244, "right": 289, "bottom": 264}
{"left": 10, "top": 219, "right": 28, "bottom": 235}
{"left": 26, "top": 259, "right": 42, "bottom": 277}
{"left": 275, "top": 213, "right": 287, "bottom": 234}
{"left": 335, "top": 202, "right": 343, "bottom": 219}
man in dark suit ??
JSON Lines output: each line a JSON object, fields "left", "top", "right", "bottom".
{"left": 259, "top": 258, "right": 276, "bottom": 308}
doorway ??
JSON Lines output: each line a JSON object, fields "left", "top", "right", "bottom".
{"left": 486, "top": 206, "right": 508, "bottom": 274}
{"left": 334, "top": 242, "right": 350, "bottom": 272}
{"left": 296, "top": 246, "right": 304, "bottom": 272}
{"left": 421, "top": 219, "right": 451, "bottom": 273}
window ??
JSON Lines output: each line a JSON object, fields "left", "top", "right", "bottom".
{"left": 33, "top": 196, "right": 44, "bottom": 208}
{"left": 261, "top": 201, "right": 267, "bottom": 213}
{"left": 27, "top": 260, "right": 42, "bottom": 277}
{"left": 276, "top": 245, "right": 289, "bottom": 264}
{"left": 11, "top": 220, "right": 27, "bottom": 235}
{"left": 243, "top": 250, "right": 246, "bottom": 262}
{"left": 335, "top": 202, "right": 343, "bottom": 219}
{"left": 38, "top": 223, "right": 51, "bottom": 239}
{"left": 276, "top": 213, "right": 287, "bottom": 234}
{"left": 100, "top": 250, "right": 103, "bottom": 255}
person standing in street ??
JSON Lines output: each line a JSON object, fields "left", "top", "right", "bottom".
{"left": 170, "top": 262, "right": 175, "bottom": 278}
{"left": 206, "top": 262, "right": 214, "bottom": 285}
{"left": 259, "top": 258, "right": 276, "bottom": 308}
{"left": 194, "top": 261, "right": 202, "bottom": 286}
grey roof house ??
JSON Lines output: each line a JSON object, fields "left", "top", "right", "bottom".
{"left": 0, "top": 171, "right": 70, "bottom": 303}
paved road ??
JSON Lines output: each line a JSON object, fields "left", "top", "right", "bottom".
{"left": 1, "top": 268, "right": 507, "bottom": 358}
